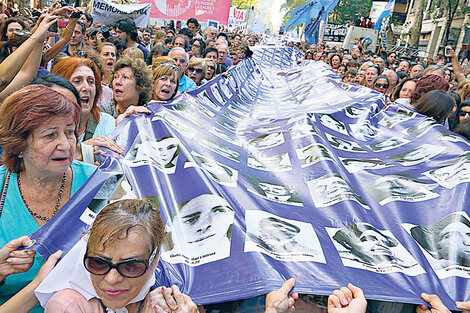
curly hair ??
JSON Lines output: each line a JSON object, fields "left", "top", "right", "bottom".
{"left": 112, "top": 56, "right": 153, "bottom": 106}
{"left": 411, "top": 74, "right": 450, "bottom": 104}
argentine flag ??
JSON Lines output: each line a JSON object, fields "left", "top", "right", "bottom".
{"left": 374, "top": 0, "right": 395, "bottom": 30}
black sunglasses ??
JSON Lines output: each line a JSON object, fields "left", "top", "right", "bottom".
{"left": 374, "top": 83, "right": 389, "bottom": 88}
{"left": 458, "top": 110, "right": 470, "bottom": 117}
{"left": 188, "top": 66, "right": 203, "bottom": 74}
{"left": 84, "top": 250, "right": 156, "bottom": 278}
{"left": 207, "top": 65, "right": 215, "bottom": 70}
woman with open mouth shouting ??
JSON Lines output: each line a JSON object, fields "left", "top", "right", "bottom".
{"left": 152, "top": 63, "right": 180, "bottom": 102}
{"left": 52, "top": 57, "right": 123, "bottom": 164}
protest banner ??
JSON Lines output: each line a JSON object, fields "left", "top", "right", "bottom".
{"left": 323, "top": 23, "right": 348, "bottom": 42}
{"left": 32, "top": 45, "right": 469, "bottom": 309}
{"left": 91, "top": 0, "right": 151, "bottom": 28}
{"left": 228, "top": 7, "right": 247, "bottom": 27}
{"left": 138, "top": 0, "right": 231, "bottom": 26}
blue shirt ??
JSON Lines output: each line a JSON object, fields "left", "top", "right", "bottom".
{"left": 178, "top": 74, "right": 197, "bottom": 92}
{"left": 0, "top": 161, "right": 96, "bottom": 313}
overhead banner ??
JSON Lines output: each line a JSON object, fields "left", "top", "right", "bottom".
{"left": 139, "top": 0, "right": 230, "bottom": 25}
{"left": 32, "top": 45, "right": 469, "bottom": 310}
{"left": 91, "top": 0, "right": 151, "bottom": 28}
{"left": 323, "top": 23, "right": 348, "bottom": 42}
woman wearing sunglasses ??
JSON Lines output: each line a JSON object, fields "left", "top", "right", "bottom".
{"left": 203, "top": 58, "right": 216, "bottom": 83}
{"left": 372, "top": 76, "right": 390, "bottom": 95}
{"left": 185, "top": 58, "right": 206, "bottom": 86}
{"left": 39, "top": 200, "right": 198, "bottom": 312}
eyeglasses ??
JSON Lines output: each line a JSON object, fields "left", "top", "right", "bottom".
{"left": 84, "top": 250, "right": 156, "bottom": 278}
{"left": 207, "top": 65, "right": 215, "bottom": 70}
{"left": 172, "top": 58, "right": 186, "bottom": 64}
{"left": 188, "top": 66, "right": 203, "bottom": 74}
{"left": 374, "top": 83, "right": 389, "bottom": 88}
{"left": 458, "top": 110, "right": 470, "bottom": 117}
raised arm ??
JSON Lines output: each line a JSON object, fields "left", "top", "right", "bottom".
{"left": 446, "top": 46, "right": 466, "bottom": 83}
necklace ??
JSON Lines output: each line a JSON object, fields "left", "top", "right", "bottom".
{"left": 17, "top": 172, "right": 67, "bottom": 222}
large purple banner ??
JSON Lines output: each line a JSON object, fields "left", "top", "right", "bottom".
{"left": 30, "top": 46, "right": 470, "bottom": 308}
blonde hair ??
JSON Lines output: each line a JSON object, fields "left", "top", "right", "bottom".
{"left": 122, "top": 47, "right": 144, "bottom": 60}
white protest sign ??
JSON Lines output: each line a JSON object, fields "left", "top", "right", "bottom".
{"left": 92, "top": 0, "right": 151, "bottom": 28}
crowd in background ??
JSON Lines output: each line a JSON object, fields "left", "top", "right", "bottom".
{"left": 0, "top": 2, "right": 469, "bottom": 313}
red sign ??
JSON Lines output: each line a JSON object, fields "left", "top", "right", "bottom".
{"left": 140, "top": 0, "right": 231, "bottom": 24}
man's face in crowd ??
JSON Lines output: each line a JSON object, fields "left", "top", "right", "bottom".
{"left": 314, "top": 52, "right": 322, "bottom": 61}
{"left": 173, "top": 37, "right": 186, "bottom": 49}
{"left": 208, "top": 28, "right": 217, "bottom": 39}
{"left": 115, "top": 28, "right": 128, "bottom": 43}
{"left": 374, "top": 57, "right": 384, "bottom": 70}
{"left": 187, "top": 22, "right": 198, "bottom": 35}
{"left": 206, "top": 51, "right": 218, "bottom": 62}
{"left": 170, "top": 49, "right": 187, "bottom": 78}
{"left": 365, "top": 67, "right": 379, "bottom": 87}
{"left": 397, "top": 61, "right": 410, "bottom": 74}
{"left": 70, "top": 24, "right": 84, "bottom": 47}
{"left": 351, "top": 46, "right": 360, "bottom": 59}
{"left": 79, "top": 14, "right": 91, "bottom": 27}
{"left": 86, "top": 33, "right": 100, "bottom": 49}
{"left": 142, "top": 30, "right": 151, "bottom": 44}
{"left": 410, "top": 65, "right": 424, "bottom": 78}
{"left": 217, "top": 45, "right": 228, "bottom": 64}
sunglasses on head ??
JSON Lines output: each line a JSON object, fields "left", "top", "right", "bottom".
{"left": 83, "top": 249, "right": 157, "bottom": 278}
{"left": 374, "top": 83, "right": 389, "bottom": 88}
{"left": 458, "top": 110, "right": 470, "bottom": 117}
{"left": 188, "top": 66, "right": 203, "bottom": 74}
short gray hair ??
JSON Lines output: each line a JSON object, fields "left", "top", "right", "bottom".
{"left": 169, "top": 47, "right": 189, "bottom": 64}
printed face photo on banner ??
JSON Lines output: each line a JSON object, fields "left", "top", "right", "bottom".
{"left": 378, "top": 109, "right": 415, "bottom": 128}
{"left": 367, "top": 137, "right": 410, "bottom": 152}
{"left": 247, "top": 175, "right": 302, "bottom": 206}
{"left": 387, "top": 144, "right": 446, "bottom": 166}
{"left": 244, "top": 211, "right": 325, "bottom": 262}
{"left": 328, "top": 222, "right": 424, "bottom": 275}
{"left": 197, "top": 90, "right": 221, "bottom": 111}
{"left": 222, "top": 111, "right": 243, "bottom": 123}
{"left": 247, "top": 152, "right": 292, "bottom": 172}
{"left": 248, "top": 132, "right": 285, "bottom": 150}
{"left": 162, "top": 193, "right": 235, "bottom": 266}
{"left": 289, "top": 121, "right": 318, "bottom": 139}
{"left": 340, "top": 157, "right": 393, "bottom": 174}
{"left": 172, "top": 102, "right": 210, "bottom": 128}
{"left": 185, "top": 152, "right": 238, "bottom": 187}
{"left": 183, "top": 95, "right": 215, "bottom": 118}
{"left": 424, "top": 152, "right": 470, "bottom": 189}
{"left": 404, "top": 119, "right": 440, "bottom": 137}
{"left": 407, "top": 212, "right": 470, "bottom": 278}
{"left": 307, "top": 173, "right": 368, "bottom": 208}
{"left": 152, "top": 111, "right": 198, "bottom": 139}
{"left": 219, "top": 80, "right": 233, "bottom": 99}
{"left": 365, "top": 174, "right": 438, "bottom": 206}
{"left": 325, "top": 133, "right": 366, "bottom": 152}
{"left": 216, "top": 118, "right": 236, "bottom": 133}
{"left": 200, "top": 138, "right": 240, "bottom": 162}
{"left": 210, "top": 84, "right": 225, "bottom": 104}
{"left": 123, "top": 132, "right": 180, "bottom": 174}
{"left": 435, "top": 130, "right": 470, "bottom": 145}
{"left": 349, "top": 121, "right": 381, "bottom": 141}
{"left": 296, "top": 143, "right": 334, "bottom": 168}
{"left": 210, "top": 126, "right": 242, "bottom": 146}
{"left": 345, "top": 105, "right": 371, "bottom": 118}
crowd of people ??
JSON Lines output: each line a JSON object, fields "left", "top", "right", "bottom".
{"left": 0, "top": 2, "right": 468, "bottom": 313}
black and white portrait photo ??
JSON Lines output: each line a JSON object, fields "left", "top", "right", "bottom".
{"left": 327, "top": 222, "right": 424, "bottom": 275}
{"left": 184, "top": 95, "right": 215, "bottom": 118}
{"left": 325, "top": 133, "right": 366, "bottom": 152}
{"left": 216, "top": 118, "right": 236, "bottom": 133}
{"left": 367, "top": 137, "right": 410, "bottom": 152}
{"left": 289, "top": 122, "right": 318, "bottom": 139}
{"left": 307, "top": 173, "right": 368, "bottom": 208}
{"left": 424, "top": 152, "right": 470, "bottom": 188}
{"left": 349, "top": 121, "right": 381, "bottom": 141}
{"left": 161, "top": 193, "right": 235, "bottom": 266}
{"left": 365, "top": 174, "right": 438, "bottom": 206}
{"left": 404, "top": 118, "right": 439, "bottom": 137}
{"left": 318, "top": 114, "right": 348, "bottom": 135}
{"left": 339, "top": 157, "right": 393, "bottom": 174}
{"left": 210, "top": 126, "right": 242, "bottom": 146}
{"left": 296, "top": 143, "right": 334, "bottom": 168}
{"left": 244, "top": 211, "right": 325, "bottom": 262}
{"left": 210, "top": 83, "right": 226, "bottom": 104}
{"left": 404, "top": 212, "right": 470, "bottom": 279}
{"left": 387, "top": 144, "right": 445, "bottom": 166}
{"left": 200, "top": 138, "right": 241, "bottom": 162}
{"left": 247, "top": 176, "right": 303, "bottom": 206}
{"left": 152, "top": 111, "right": 198, "bottom": 139}
{"left": 185, "top": 151, "right": 239, "bottom": 187}
{"left": 219, "top": 80, "right": 233, "bottom": 99}
{"left": 248, "top": 132, "right": 285, "bottom": 150}
{"left": 247, "top": 152, "right": 292, "bottom": 172}
{"left": 197, "top": 90, "right": 221, "bottom": 111}
{"left": 345, "top": 105, "right": 371, "bottom": 118}
{"left": 123, "top": 133, "right": 181, "bottom": 174}
{"left": 378, "top": 110, "right": 415, "bottom": 128}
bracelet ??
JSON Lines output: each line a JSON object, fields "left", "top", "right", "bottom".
{"left": 66, "top": 26, "right": 73, "bottom": 30}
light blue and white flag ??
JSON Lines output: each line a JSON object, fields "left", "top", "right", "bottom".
{"left": 374, "top": 0, "right": 395, "bottom": 30}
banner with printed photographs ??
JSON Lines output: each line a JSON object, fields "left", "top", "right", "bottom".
{"left": 30, "top": 46, "right": 470, "bottom": 309}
